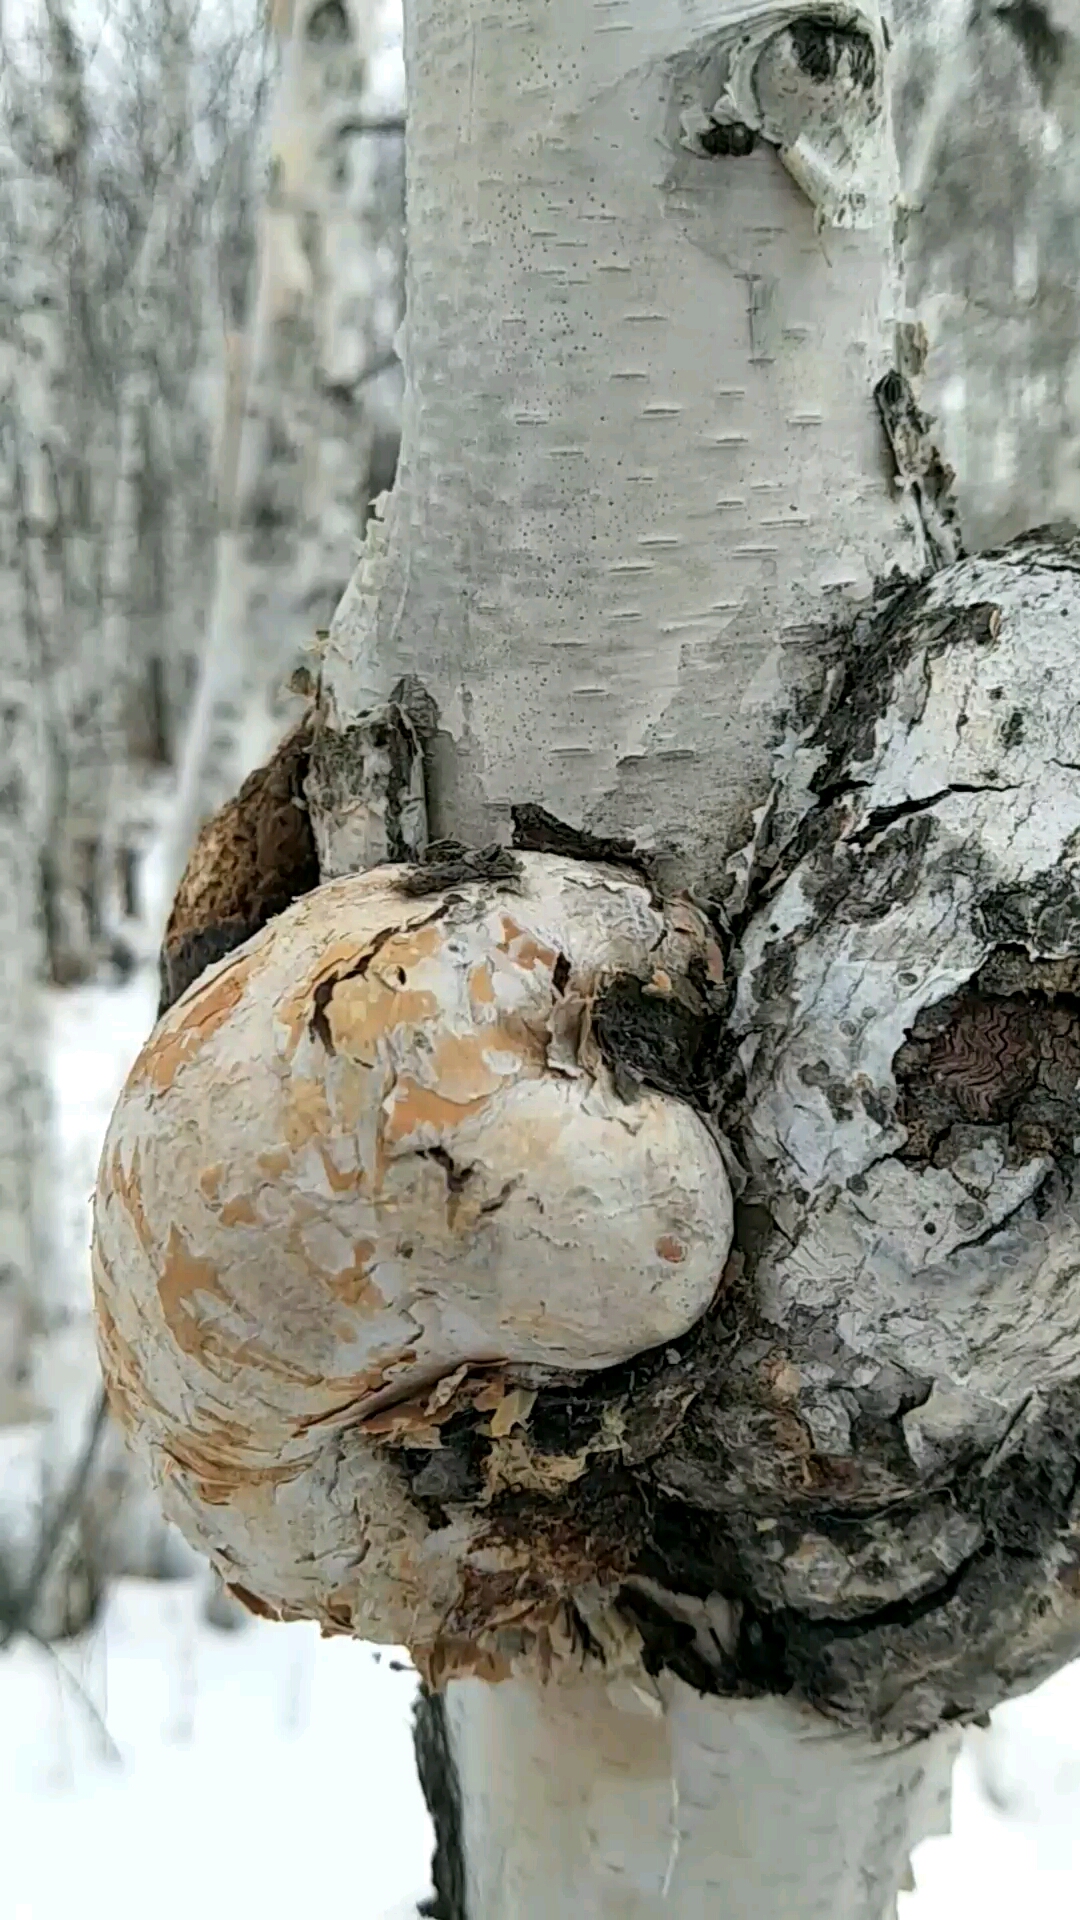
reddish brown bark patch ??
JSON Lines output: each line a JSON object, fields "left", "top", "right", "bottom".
{"left": 159, "top": 719, "right": 319, "bottom": 1014}
{"left": 895, "top": 953, "right": 1080, "bottom": 1166}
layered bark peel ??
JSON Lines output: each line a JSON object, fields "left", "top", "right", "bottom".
{"left": 93, "top": 855, "right": 733, "bottom": 1649}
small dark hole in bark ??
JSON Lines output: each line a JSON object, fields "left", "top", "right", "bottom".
{"left": 700, "top": 120, "right": 757, "bottom": 157}
{"left": 310, "top": 978, "right": 337, "bottom": 1054}
{"left": 305, "top": 0, "right": 350, "bottom": 44}
{"left": 788, "top": 16, "right": 876, "bottom": 88}
{"left": 592, "top": 972, "right": 716, "bottom": 1105}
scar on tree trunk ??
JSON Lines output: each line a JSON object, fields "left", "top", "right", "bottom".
{"left": 413, "top": 1688, "right": 468, "bottom": 1920}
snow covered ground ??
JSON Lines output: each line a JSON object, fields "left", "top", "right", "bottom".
{"left": 0, "top": 1583, "right": 433, "bottom": 1920}
{"left": 3, "top": 1584, "right": 1080, "bottom": 1920}
{"left": 2, "top": 922, "right": 1079, "bottom": 1919}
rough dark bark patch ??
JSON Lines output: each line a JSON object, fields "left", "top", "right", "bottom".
{"left": 895, "top": 960, "right": 1080, "bottom": 1166}
{"left": 159, "top": 720, "right": 319, "bottom": 1014}
{"left": 413, "top": 1688, "right": 468, "bottom": 1920}
{"left": 511, "top": 803, "right": 656, "bottom": 889}
{"left": 592, "top": 970, "right": 723, "bottom": 1105}
{"left": 409, "top": 1290, "right": 1080, "bottom": 1734}
{"left": 396, "top": 840, "right": 522, "bottom": 898}
{"left": 874, "top": 369, "right": 963, "bottom": 569}
{"left": 994, "top": 1, "right": 1067, "bottom": 97}
{"left": 811, "top": 593, "right": 1001, "bottom": 799}
{"left": 303, "top": 675, "right": 436, "bottom": 874}
{"left": 699, "top": 120, "right": 757, "bottom": 158}
{"left": 788, "top": 17, "right": 877, "bottom": 89}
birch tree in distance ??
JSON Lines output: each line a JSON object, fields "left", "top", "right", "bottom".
{"left": 92, "top": 2, "right": 1080, "bottom": 1914}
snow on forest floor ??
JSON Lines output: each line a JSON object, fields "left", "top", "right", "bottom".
{"left": 0, "top": 1584, "right": 433, "bottom": 1920}
{"left": 2, "top": 939, "right": 1080, "bottom": 1917}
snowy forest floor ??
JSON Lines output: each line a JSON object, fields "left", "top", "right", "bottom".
{"left": 3, "top": 896, "right": 1080, "bottom": 1917}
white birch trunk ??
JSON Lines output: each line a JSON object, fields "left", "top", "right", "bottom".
{"left": 307, "top": 1, "right": 960, "bottom": 1909}
{"left": 0, "top": 0, "right": 71, "bottom": 1431}
{"left": 0, "top": 389, "right": 52, "bottom": 1435}
{"left": 318, "top": 0, "right": 929, "bottom": 890}
{"left": 447, "top": 1671, "right": 956, "bottom": 1920}
{"left": 93, "top": 17, "right": 199, "bottom": 952}
{"left": 166, "top": 0, "right": 403, "bottom": 897}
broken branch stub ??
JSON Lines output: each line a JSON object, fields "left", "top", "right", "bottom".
{"left": 91, "top": 855, "right": 732, "bottom": 1655}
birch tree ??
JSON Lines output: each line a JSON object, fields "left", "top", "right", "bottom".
{"left": 166, "top": 0, "right": 404, "bottom": 897}
{"left": 92, "top": 2, "right": 1080, "bottom": 1915}
{"left": 0, "top": 0, "right": 79, "bottom": 1495}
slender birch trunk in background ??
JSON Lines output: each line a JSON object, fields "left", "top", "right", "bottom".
{"left": 91, "top": 2, "right": 199, "bottom": 955}
{"left": 166, "top": 0, "right": 403, "bottom": 898}
{"left": 92, "top": 3, "right": 1080, "bottom": 1914}
{"left": 0, "top": 387, "right": 52, "bottom": 1439}
{"left": 0, "top": 0, "right": 74, "bottom": 1448}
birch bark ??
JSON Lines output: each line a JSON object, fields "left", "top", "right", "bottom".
{"left": 305, "top": 3, "right": 965, "bottom": 1910}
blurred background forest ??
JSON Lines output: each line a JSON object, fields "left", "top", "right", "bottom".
{"left": 4, "top": 0, "right": 1080, "bottom": 1913}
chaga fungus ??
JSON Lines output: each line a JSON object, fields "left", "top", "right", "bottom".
{"left": 92, "top": 854, "right": 733, "bottom": 1656}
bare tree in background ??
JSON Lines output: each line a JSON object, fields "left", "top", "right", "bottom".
{"left": 166, "top": 0, "right": 404, "bottom": 897}
{"left": 0, "top": 0, "right": 280, "bottom": 1635}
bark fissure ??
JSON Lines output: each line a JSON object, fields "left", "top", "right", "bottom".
{"left": 413, "top": 1687, "right": 468, "bottom": 1920}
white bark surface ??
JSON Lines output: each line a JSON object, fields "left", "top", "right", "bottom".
{"left": 895, "top": 0, "right": 1080, "bottom": 547}
{"left": 450, "top": 1669, "right": 957, "bottom": 1920}
{"left": 318, "top": 0, "right": 925, "bottom": 886}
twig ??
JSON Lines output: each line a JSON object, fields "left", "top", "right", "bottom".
{"left": 26, "top": 1623, "right": 122, "bottom": 1766}
{"left": 334, "top": 115, "right": 405, "bottom": 137}
{"left": 0, "top": 1386, "right": 110, "bottom": 1652}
